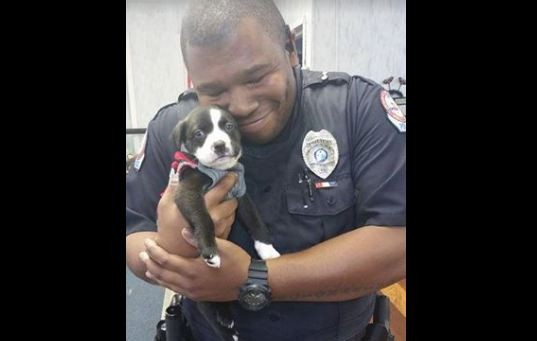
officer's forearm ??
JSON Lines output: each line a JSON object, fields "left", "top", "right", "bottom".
{"left": 154, "top": 223, "right": 200, "bottom": 258}
{"left": 126, "top": 231, "right": 159, "bottom": 284}
{"left": 126, "top": 228, "right": 200, "bottom": 284}
{"left": 266, "top": 226, "right": 406, "bottom": 302}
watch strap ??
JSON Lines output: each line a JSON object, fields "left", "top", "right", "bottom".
{"left": 247, "top": 259, "right": 268, "bottom": 286}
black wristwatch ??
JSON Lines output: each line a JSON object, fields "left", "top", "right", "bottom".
{"left": 238, "top": 259, "right": 271, "bottom": 311}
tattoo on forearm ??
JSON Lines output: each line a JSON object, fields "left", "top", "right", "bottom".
{"left": 279, "top": 283, "right": 381, "bottom": 300}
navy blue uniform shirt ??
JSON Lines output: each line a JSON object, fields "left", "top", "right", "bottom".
{"left": 126, "top": 66, "right": 406, "bottom": 341}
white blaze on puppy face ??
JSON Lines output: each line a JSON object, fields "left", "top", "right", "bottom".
{"left": 195, "top": 108, "right": 239, "bottom": 170}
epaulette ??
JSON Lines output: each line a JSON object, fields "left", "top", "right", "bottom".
{"left": 302, "top": 70, "right": 351, "bottom": 88}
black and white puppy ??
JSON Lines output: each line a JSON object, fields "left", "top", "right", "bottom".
{"left": 170, "top": 105, "right": 280, "bottom": 340}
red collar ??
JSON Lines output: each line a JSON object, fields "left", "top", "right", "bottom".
{"left": 171, "top": 151, "right": 198, "bottom": 174}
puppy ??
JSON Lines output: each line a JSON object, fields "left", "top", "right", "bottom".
{"left": 170, "top": 105, "right": 280, "bottom": 341}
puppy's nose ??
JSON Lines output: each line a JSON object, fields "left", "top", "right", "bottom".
{"left": 213, "top": 141, "right": 227, "bottom": 155}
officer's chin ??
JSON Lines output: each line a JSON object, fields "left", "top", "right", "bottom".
{"left": 241, "top": 130, "right": 275, "bottom": 145}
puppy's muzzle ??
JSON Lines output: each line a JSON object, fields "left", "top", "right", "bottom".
{"left": 212, "top": 140, "right": 228, "bottom": 156}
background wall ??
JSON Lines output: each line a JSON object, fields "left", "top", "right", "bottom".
{"left": 126, "top": 0, "right": 406, "bottom": 131}
{"left": 126, "top": 0, "right": 187, "bottom": 130}
{"left": 309, "top": 0, "right": 406, "bottom": 82}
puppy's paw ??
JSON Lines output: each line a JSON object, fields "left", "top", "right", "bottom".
{"left": 254, "top": 241, "right": 281, "bottom": 260}
{"left": 232, "top": 335, "right": 239, "bottom": 341}
{"left": 217, "top": 314, "right": 234, "bottom": 329}
{"left": 203, "top": 254, "right": 221, "bottom": 268}
{"left": 201, "top": 247, "right": 220, "bottom": 268}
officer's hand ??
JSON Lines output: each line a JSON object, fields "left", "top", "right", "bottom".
{"left": 203, "top": 173, "right": 239, "bottom": 240}
{"left": 155, "top": 171, "right": 238, "bottom": 255}
{"left": 140, "top": 235, "right": 250, "bottom": 302}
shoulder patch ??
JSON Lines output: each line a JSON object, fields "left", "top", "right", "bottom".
{"left": 380, "top": 90, "right": 406, "bottom": 133}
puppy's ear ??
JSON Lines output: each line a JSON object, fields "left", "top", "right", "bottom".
{"left": 171, "top": 120, "right": 186, "bottom": 150}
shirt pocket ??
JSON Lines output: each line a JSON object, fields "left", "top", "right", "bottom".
{"left": 283, "top": 172, "right": 357, "bottom": 250}
{"left": 286, "top": 172, "right": 355, "bottom": 216}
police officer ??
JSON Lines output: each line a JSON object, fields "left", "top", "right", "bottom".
{"left": 126, "top": 0, "right": 406, "bottom": 340}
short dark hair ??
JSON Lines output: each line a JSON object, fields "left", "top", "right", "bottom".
{"left": 180, "top": 0, "right": 288, "bottom": 66}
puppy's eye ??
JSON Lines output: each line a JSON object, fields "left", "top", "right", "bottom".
{"left": 193, "top": 130, "right": 205, "bottom": 139}
{"left": 224, "top": 122, "right": 234, "bottom": 132}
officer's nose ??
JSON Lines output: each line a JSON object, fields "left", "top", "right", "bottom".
{"left": 227, "top": 87, "right": 259, "bottom": 118}
{"left": 213, "top": 140, "right": 227, "bottom": 155}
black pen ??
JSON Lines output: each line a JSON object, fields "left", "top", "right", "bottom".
{"left": 298, "top": 171, "right": 308, "bottom": 208}
{"left": 303, "top": 168, "right": 314, "bottom": 202}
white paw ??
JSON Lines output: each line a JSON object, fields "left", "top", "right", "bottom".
{"left": 204, "top": 254, "right": 221, "bottom": 268}
{"left": 232, "top": 335, "right": 239, "bottom": 341}
{"left": 254, "top": 241, "right": 281, "bottom": 260}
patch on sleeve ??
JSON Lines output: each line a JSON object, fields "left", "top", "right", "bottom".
{"left": 380, "top": 90, "right": 406, "bottom": 133}
{"left": 133, "top": 132, "right": 148, "bottom": 171}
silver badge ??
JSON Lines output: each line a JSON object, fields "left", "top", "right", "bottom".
{"left": 302, "top": 129, "right": 339, "bottom": 179}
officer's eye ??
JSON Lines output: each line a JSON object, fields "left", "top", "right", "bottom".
{"left": 224, "top": 122, "right": 234, "bottom": 132}
{"left": 193, "top": 130, "right": 205, "bottom": 139}
{"left": 246, "top": 75, "right": 264, "bottom": 87}
{"left": 206, "top": 90, "right": 223, "bottom": 98}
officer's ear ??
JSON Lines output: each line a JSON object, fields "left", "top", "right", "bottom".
{"left": 284, "top": 25, "right": 294, "bottom": 52}
{"left": 171, "top": 120, "right": 186, "bottom": 150}
{"left": 284, "top": 25, "right": 299, "bottom": 66}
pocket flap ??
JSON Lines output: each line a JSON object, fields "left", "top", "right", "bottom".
{"left": 286, "top": 174, "right": 355, "bottom": 216}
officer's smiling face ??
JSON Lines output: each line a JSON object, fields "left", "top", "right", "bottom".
{"left": 185, "top": 17, "right": 297, "bottom": 145}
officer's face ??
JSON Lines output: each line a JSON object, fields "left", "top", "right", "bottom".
{"left": 185, "top": 17, "right": 297, "bottom": 145}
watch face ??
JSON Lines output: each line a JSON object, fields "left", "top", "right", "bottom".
{"left": 239, "top": 284, "right": 270, "bottom": 311}
{"left": 244, "top": 292, "right": 266, "bottom": 304}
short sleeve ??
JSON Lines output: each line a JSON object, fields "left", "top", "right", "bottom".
{"left": 126, "top": 100, "right": 197, "bottom": 236}
{"left": 348, "top": 78, "right": 406, "bottom": 227}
